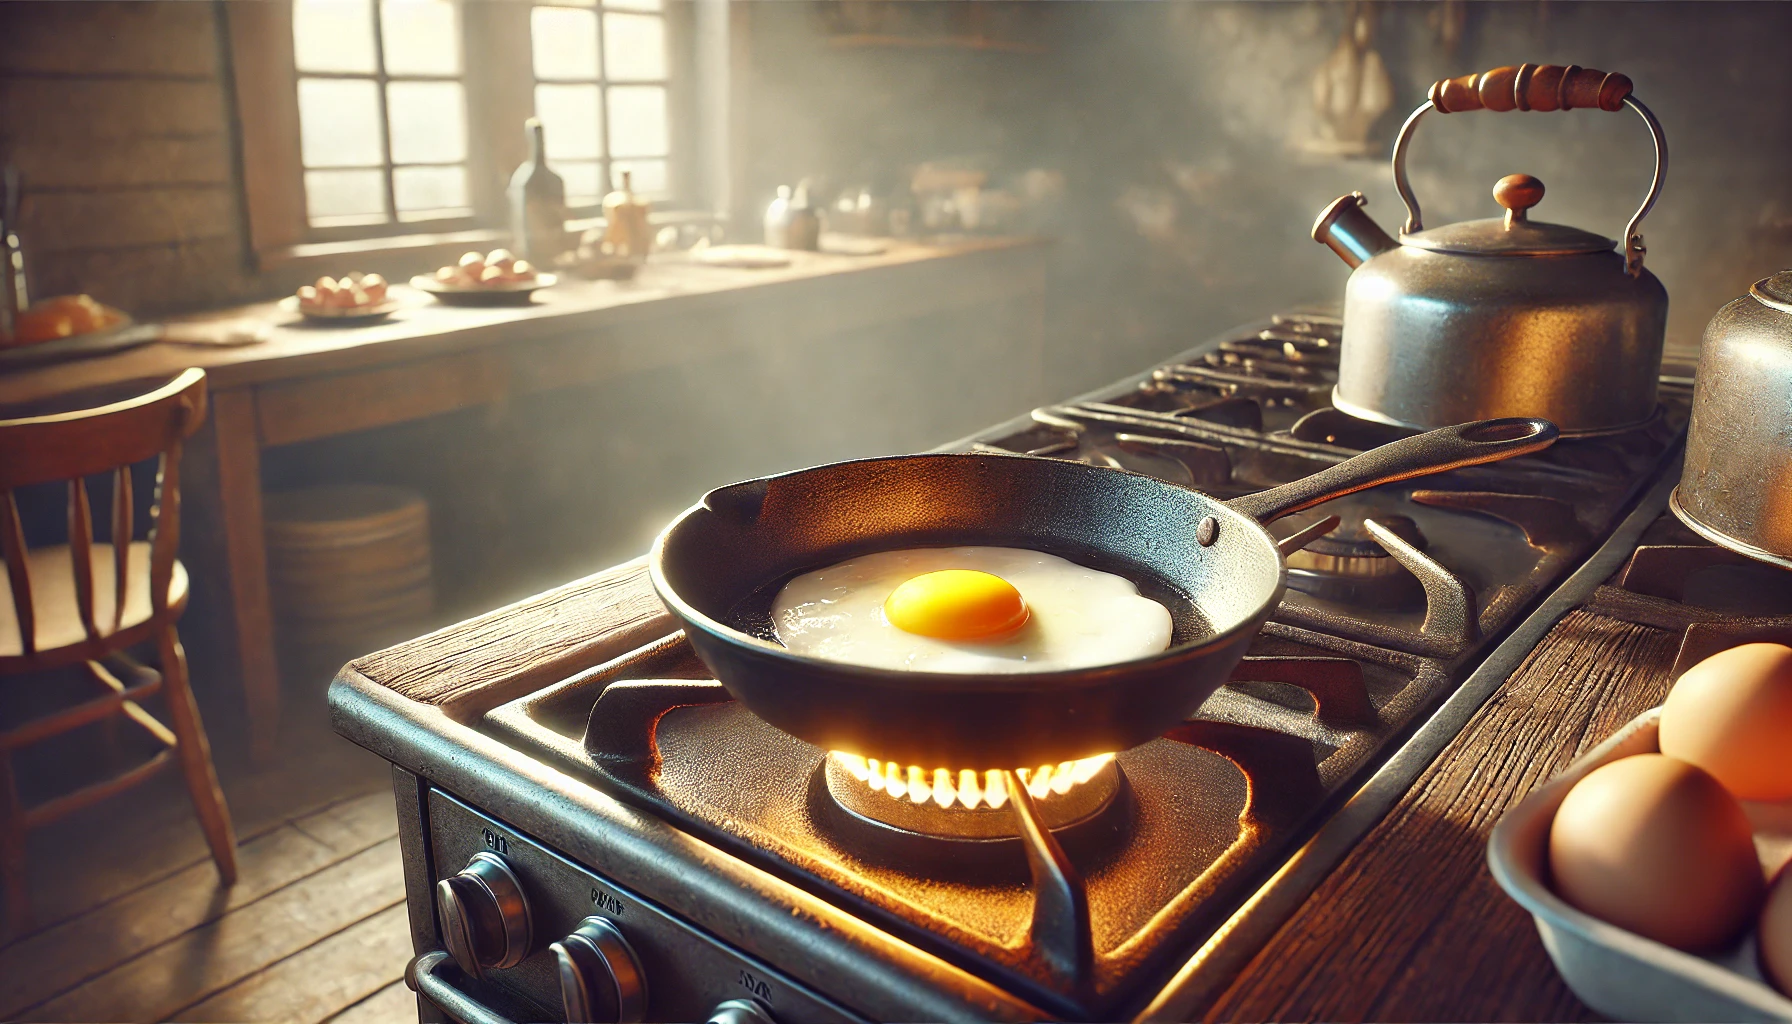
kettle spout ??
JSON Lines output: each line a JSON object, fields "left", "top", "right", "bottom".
{"left": 1313, "top": 192, "right": 1399, "bottom": 269}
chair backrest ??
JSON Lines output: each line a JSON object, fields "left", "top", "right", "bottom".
{"left": 0, "top": 368, "right": 207, "bottom": 656}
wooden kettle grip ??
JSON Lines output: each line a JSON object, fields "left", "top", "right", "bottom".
{"left": 1429, "top": 64, "right": 1633, "bottom": 113}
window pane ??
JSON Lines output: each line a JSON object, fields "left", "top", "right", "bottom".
{"left": 294, "top": 0, "right": 376, "bottom": 73}
{"left": 305, "top": 168, "right": 386, "bottom": 225}
{"left": 534, "top": 84, "right": 603, "bottom": 160}
{"left": 603, "top": 13, "right": 664, "bottom": 81}
{"left": 609, "top": 158, "right": 666, "bottom": 196}
{"left": 298, "top": 78, "right": 385, "bottom": 167}
{"left": 559, "top": 160, "right": 603, "bottom": 208}
{"left": 532, "top": 6, "right": 600, "bottom": 80}
{"left": 381, "top": 0, "right": 460, "bottom": 75}
{"left": 387, "top": 81, "right": 467, "bottom": 163}
{"left": 606, "top": 85, "right": 667, "bottom": 157}
{"left": 607, "top": 0, "right": 660, "bottom": 11}
{"left": 394, "top": 165, "right": 470, "bottom": 219}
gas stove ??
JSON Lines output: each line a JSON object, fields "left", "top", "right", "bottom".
{"left": 333, "top": 313, "right": 1692, "bottom": 1022}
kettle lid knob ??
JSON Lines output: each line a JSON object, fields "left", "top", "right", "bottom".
{"left": 1494, "top": 174, "right": 1545, "bottom": 226}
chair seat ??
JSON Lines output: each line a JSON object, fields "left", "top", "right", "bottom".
{"left": 0, "top": 543, "right": 188, "bottom": 657}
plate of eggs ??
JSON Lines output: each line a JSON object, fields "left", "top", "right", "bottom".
{"left": 411, "top": 249, "right": 555, "bottom": 305}
{"left": 281, "top": 273, "right": 397, "bottom": 322}
{"left": 1490, "top": 641, "right": 1792, "bottom": 1022}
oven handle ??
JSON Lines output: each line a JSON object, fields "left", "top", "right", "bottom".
{"left": 407, "top": 950, "right": 519, "bottom": 1024}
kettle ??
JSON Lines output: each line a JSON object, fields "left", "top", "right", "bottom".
{"left": 1313, "top": 63, "right": 1669, "bottom": 435}
{"left": 1674, "top": 271, "right": 1792, "bottom": 568}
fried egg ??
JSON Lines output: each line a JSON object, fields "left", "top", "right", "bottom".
{"left": 771, "top": 546, "right": 1173, "bottom": 672}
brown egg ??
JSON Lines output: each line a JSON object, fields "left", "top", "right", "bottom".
{"left": 1660, "top": 642, "right": 1792, "bottom": 801}
{"left": 1765, "top": 866, "right": 1792, "bottom": 997}
{"left": 1549, "top": 753, "right": 1764, "bottom": 951}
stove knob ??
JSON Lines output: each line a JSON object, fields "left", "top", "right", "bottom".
{"left": 707, "top": 998, "right": 776, "bottom": 1024}
{"left": 436, "top": 852, "right": 532, "bottom": 977}
{"left": 553, "top": 916, "right": 648, "bottom": 1023}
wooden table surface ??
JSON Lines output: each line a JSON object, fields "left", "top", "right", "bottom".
{"left": 347, "top": 555, "right": 1696, "bottom": 1021}
{"left": 1, "top": 237, "right": 1048, "bottom": 764}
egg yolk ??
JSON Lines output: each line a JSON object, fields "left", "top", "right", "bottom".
{"left": 884, "top": 570, "right": 1030, "bottom": 641}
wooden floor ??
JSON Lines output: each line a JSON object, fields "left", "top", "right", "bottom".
{"left": 0, "top": 674, "right": 413, "bottom": 1024}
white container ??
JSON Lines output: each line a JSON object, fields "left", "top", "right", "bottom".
{"left": 1488, "top": 707, "right": 1792, "bottom": 1022}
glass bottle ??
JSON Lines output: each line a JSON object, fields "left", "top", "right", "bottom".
{"left": 508, "top": 118, "right": 568, "bottom": 265}
{"left": 601, "top": 170, "right": 652, "bottom": 260}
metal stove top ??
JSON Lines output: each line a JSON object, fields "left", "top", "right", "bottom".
{"left": 469, "top": 314, "right": 1692, "bottom": 1018}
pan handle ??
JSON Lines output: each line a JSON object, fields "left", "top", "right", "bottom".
{"left": 1224, "top": 418, "right": 1558, "bottom": 525}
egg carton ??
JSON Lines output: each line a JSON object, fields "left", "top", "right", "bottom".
{"left": 1489, "top": 706, "right": 1792, "bottom": 1022}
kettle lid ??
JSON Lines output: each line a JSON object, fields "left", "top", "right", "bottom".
{"left": 1751, "top": 271, "right": 1792, "bottom": 313}
{"left": 1402, "top": 173, "right": 1615, "bottom": 257}
{"left": 1404, "top": 217, "right": 1615, "bottom": 256}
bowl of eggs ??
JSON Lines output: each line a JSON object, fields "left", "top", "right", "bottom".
{"left": 411, "top": 249, "right": 555, "bottom": 305}
{"left": 1489, "top": 642, "right": 1792, "bottom": 1022}
{"left": 281, "top": 273, "right": 396, "bottom": 323}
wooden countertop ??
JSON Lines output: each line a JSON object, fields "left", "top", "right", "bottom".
{"left": 1201, "top": 599, "right": 1678, "bottom": 1021}
{"left": 0, "top": 236, "right": 1045, "bottom": 408}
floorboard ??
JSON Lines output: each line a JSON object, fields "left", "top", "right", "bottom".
{"left": 0, "top": 791, "right": 399, "bottom": 1018}
{"left": 176, "top": 903, "right": 413, "bottom": 1023}
{"left": 17, "top": 715, "right": 388, "bottom": 937}
{"left": 21, "top": 837, "right": 406, "bottom": 1022}
{"left": 322, "top": 979, "right": 417, "bottom": 1024}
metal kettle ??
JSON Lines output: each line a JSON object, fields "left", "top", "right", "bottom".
{"left": 1313, "top": 63, "right": 1669, "bottom": 435}
{"left": 1674, "top": 271, "right": 1792, "bottom": 568}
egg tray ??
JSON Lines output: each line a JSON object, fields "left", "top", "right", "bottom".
{"left": 1488, "top": 705, "right": 1792, "bottom": 1022}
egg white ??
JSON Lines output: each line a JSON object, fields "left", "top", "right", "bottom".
{"left": 771, "top": 546, "right": 1173, "bottom": 673}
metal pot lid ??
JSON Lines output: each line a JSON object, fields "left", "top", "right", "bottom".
{"left": 1402, "top": 216, "right": 1615, "bottom": 256}
{"left": 1750, "top": 270, "right": 1792, "bottom": 314}
{"left": 1401, "top": 173, "right": 1614, "bottom": 257}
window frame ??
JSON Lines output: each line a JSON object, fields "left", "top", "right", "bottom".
{"left": 292, "top": 0, "right": 477, "bottom": 234}
{"left": 529, "top": 2, "right": 677, "bottom": 216}
{"left": 226, "top": 0, "right": 709, "bottom": 270}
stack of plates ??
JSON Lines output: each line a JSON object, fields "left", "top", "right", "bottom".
{"left": 265, "top": 484, "right": 434, "bottom": 651}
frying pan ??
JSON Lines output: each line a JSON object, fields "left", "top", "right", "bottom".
{"left": 649, "top": 418, "right": 1556, "bottom": 770}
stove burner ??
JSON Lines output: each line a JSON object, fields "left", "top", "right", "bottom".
{"left": 822, "top": 753, "right": 1124, "bottom": 841}
{"left": 1284, "top": 514, "right": 1428, "bottom": 607}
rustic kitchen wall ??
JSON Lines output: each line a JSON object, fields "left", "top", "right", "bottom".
{"left": 0, "top": 2, "right": 259, "bottom": 315}
{"left": 745, "top": 1, "right": 1792, "bottom": 389}
{"left": 8, "top": 2, "right": 1792, "bottom": 372}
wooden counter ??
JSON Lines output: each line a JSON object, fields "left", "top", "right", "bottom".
{"left": 2, "top": 237, "right": 1048, "bottom": 761}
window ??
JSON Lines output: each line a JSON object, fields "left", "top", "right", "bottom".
{"left": 293, "top": 0, "right": 472, "bottom": 228}
{"left": 227, "top": 0, "right": 715, "bottom": 266}
{"left": 530, "top": 0, "right": 672, "bottom": 211}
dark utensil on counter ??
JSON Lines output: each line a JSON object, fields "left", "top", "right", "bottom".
{"left": 1674, "top": 269, "right": 1792, "bottom": 569}
{"left": 1313, "top": 63, "right": 1667, "bottom": 435}
{"left": 650, "top": 417, "right": 1557, "bottom": 769}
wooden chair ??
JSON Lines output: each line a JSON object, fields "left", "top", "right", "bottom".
{"left": 0, "top": 367, "right": 237, "bottom": 934}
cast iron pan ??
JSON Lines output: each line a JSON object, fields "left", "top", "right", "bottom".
{"left": 650, "top": 418, "right": 1556, "bottom": 769}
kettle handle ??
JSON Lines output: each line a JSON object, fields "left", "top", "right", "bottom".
{"left": 1390, "top": 63, "right": 1667, "bottom": 277}
{"left": 1430, "top": 65, "right": 1633, "bottom": 114}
